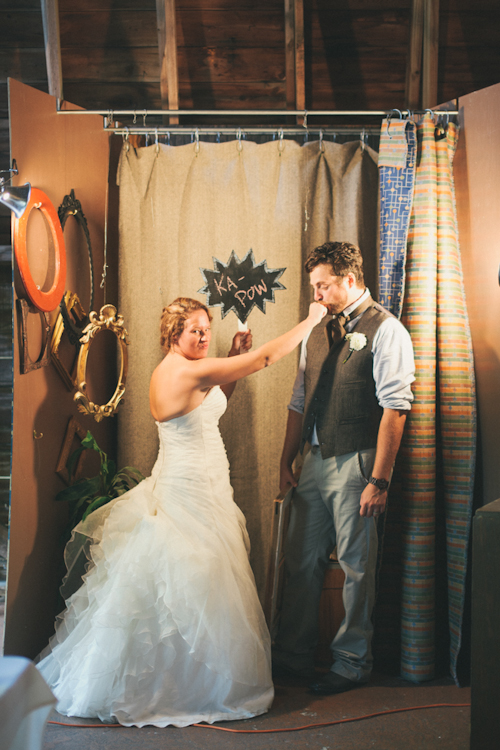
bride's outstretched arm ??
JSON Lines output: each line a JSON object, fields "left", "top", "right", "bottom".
{"left": 190, "top": 303, "right": 326, "bottom": 388}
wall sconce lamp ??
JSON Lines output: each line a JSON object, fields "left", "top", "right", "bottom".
{"left": 0, "top": 160, "right": 31, "bottom": 218}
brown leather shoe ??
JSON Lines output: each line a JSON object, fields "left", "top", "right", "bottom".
{"left": 272, "top": 661, "right": 317, "bottom": 683}
{"left": 308, "top": 672, "right": 364, "bottom": 695}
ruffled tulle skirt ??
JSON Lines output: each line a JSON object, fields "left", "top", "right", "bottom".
{"left": 37, "top": 472, "right": 273, "bottom": 727}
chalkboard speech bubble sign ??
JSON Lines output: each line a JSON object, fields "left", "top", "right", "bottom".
{"left": 198, "top": 249, "right": 286, "bottom": 323}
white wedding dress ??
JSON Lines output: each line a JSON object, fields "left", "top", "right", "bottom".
{"left": 37, "top": 387, "right": 273, "bottom": 727}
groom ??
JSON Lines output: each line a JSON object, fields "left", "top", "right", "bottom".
{"left": 273, "top": 241, "right": 415, "bottom": 695}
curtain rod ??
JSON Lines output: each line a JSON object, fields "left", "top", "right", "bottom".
{"left": 56, "top": 105, "right": 459, "bottom": 120}
{"left": 111, "top": 127, "right": 381, "bottom": 136}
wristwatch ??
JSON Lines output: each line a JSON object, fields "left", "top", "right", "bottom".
{"left": 369, "top": 477, "right": 390, "bottom": 491}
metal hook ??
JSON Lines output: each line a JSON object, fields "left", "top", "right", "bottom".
{"left": 386, "top": 112, "right": 392, "bottom": 139}
{"left": 441, "top": 110, "right": 450, "bottom": 128}
{"left": 278, "top": 128, "right": 285, "bottom": 154}
{"left": 194, "top": 128, "right": 200, "bottom": 155}
{"left": 319, "top": 129, "right": 324, "bottom": 153}
{"left": 122, "top": 126, "right": 130, "bottom": 152}
{"left": 33, "top": 430, "right": 43, "bottom": 440}
{"left": 425, "top": 108, "right": 436, "bottom": 124}
{"left": 236, "top": 128, "right": 243, "bottom": 153}
{"left": 303, "top": 110, "right": 308, "bottom": 129}
{"left": 155, "top": 129, "right": 160, "bottom": 154}
{"left": 133, "top": 110, "right": 137, "bottom": 125}
{"left": 361, "top": 127, "right": 366, "bottom": 151}
{"left": 142, "top": 110, "right": 147, "bottom": 128}
{"left": 106, "top": 110, "right": 114, "bottom": 128}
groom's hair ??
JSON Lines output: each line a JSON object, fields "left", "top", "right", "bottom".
{"left": 160, "top": 297, "right": 213, "bottom": 352}
{"left": 305, "top": 241, "right": 365, "bottom": 286}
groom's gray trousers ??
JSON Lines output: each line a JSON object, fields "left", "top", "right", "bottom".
{"left": 274, "top": 445, "right": 378, "bottom": 682}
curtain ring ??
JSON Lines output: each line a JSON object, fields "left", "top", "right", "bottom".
{"left": 386, "top": 112, "right": 393, "bottom": 139}
{"left": 236, "top": 128, "right": 243, "bottom": 153}
{"left": 194, "top": 128, "right": 200, "bottom": 155}
{"left": 132, "top": 110, "right": 137, "bottom": 124}
{"left": 122, "top": 127, "right": 130, "bottom": 152}
{"left": 278, "top": 128, "right": 285, "bottom": 154}
{"left": 441, "top": 110, "right": 450, "bottom": 129}
{"left": 142, "top": 110, "right": 148, "bottom": 127}
{"left": 319, "top": 129, "right": 324, "bottom": 153}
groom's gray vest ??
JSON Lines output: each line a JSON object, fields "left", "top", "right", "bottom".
{"left": 300, "top": 301, "right": 391, "bottom": 459}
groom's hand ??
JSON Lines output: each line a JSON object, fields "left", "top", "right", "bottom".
{"left": 279, "top": 463, "right": 297, "bottom": 495}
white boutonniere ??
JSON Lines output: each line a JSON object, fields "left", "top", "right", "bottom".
{"left": 343, "top": 332, "right": 367, "bottom": 363}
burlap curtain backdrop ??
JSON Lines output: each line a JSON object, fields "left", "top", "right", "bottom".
{"left": 117, "top": 137, "right": 378, "bottom": 594}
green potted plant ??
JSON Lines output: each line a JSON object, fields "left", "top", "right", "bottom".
{"left": 56, "top": 430, "right": 144, "bottom": 543}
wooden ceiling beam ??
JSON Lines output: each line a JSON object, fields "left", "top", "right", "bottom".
{"left": 422, "top": 0, "right": 439, "bottom": 109}
{"left": 284, "top": 0, "right": 305, "bottom": 120}
{"left": 405, "top": 0, "right": 424, "bottom": 110}
{"left": 156, "top": 0, "right": 179, "bottom": 125}
{"left": 40, "top": 0, "right": 63, "bottom": 100}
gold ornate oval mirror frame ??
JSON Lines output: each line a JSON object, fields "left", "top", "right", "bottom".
{"left": 74, "top": 304, "right": 129, "bottom": 422}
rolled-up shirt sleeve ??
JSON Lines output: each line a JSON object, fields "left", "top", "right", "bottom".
{"left": 372, "top": 317, "right": 415, "bottom": 410}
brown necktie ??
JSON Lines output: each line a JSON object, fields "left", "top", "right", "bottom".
{"left": 326, "top": 295, "right": 373, "bottom": 348}
{"left": 327, "top": 313, "right": 347, "bottom": 347}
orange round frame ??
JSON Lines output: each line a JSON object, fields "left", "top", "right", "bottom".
{"left": 14, "top": 187, "right": 67, "bottom": 312}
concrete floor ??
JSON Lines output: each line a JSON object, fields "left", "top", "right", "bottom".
{"left": 42, "top": 671, "right": 471, "bottom": 750}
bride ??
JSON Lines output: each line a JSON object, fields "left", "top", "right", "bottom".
{"left": 37, "top": 297, "right": 326, "bottom": 727}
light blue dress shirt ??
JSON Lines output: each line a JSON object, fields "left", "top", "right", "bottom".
{"left": 288, "top": 289, "right": 415, "bottom": 445}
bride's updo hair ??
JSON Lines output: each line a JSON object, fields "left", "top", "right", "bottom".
{"left": 160, "top": 297, "right": 212, "bottom": 352}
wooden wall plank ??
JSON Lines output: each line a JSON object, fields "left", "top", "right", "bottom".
{"left": 0, "top": 51, "right": 48, "bottom": 84}
{"left": 62, "top": 80, "right": 286, "bottom": 110}
{"left": 58, "top": 10, "right": 284, "bottom": 48}
{"left": 4, "top": 8, "right": 498, "bottom": 51}
{"left": 0, "top": 11, "right": 45, "bottom": 47}
{"left": 59, "top": 47, "right": 285, "bottom": 83}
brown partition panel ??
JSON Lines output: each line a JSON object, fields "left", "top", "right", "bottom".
{"left": 6, "top": 79, "right": 118, "bottom": 657}
{"left": 454, "top": 82, "right": 500, "bottom": 507}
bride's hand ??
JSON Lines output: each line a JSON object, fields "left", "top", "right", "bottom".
{"left": 307, "top": 302, "right": 327, "bottom": 326}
